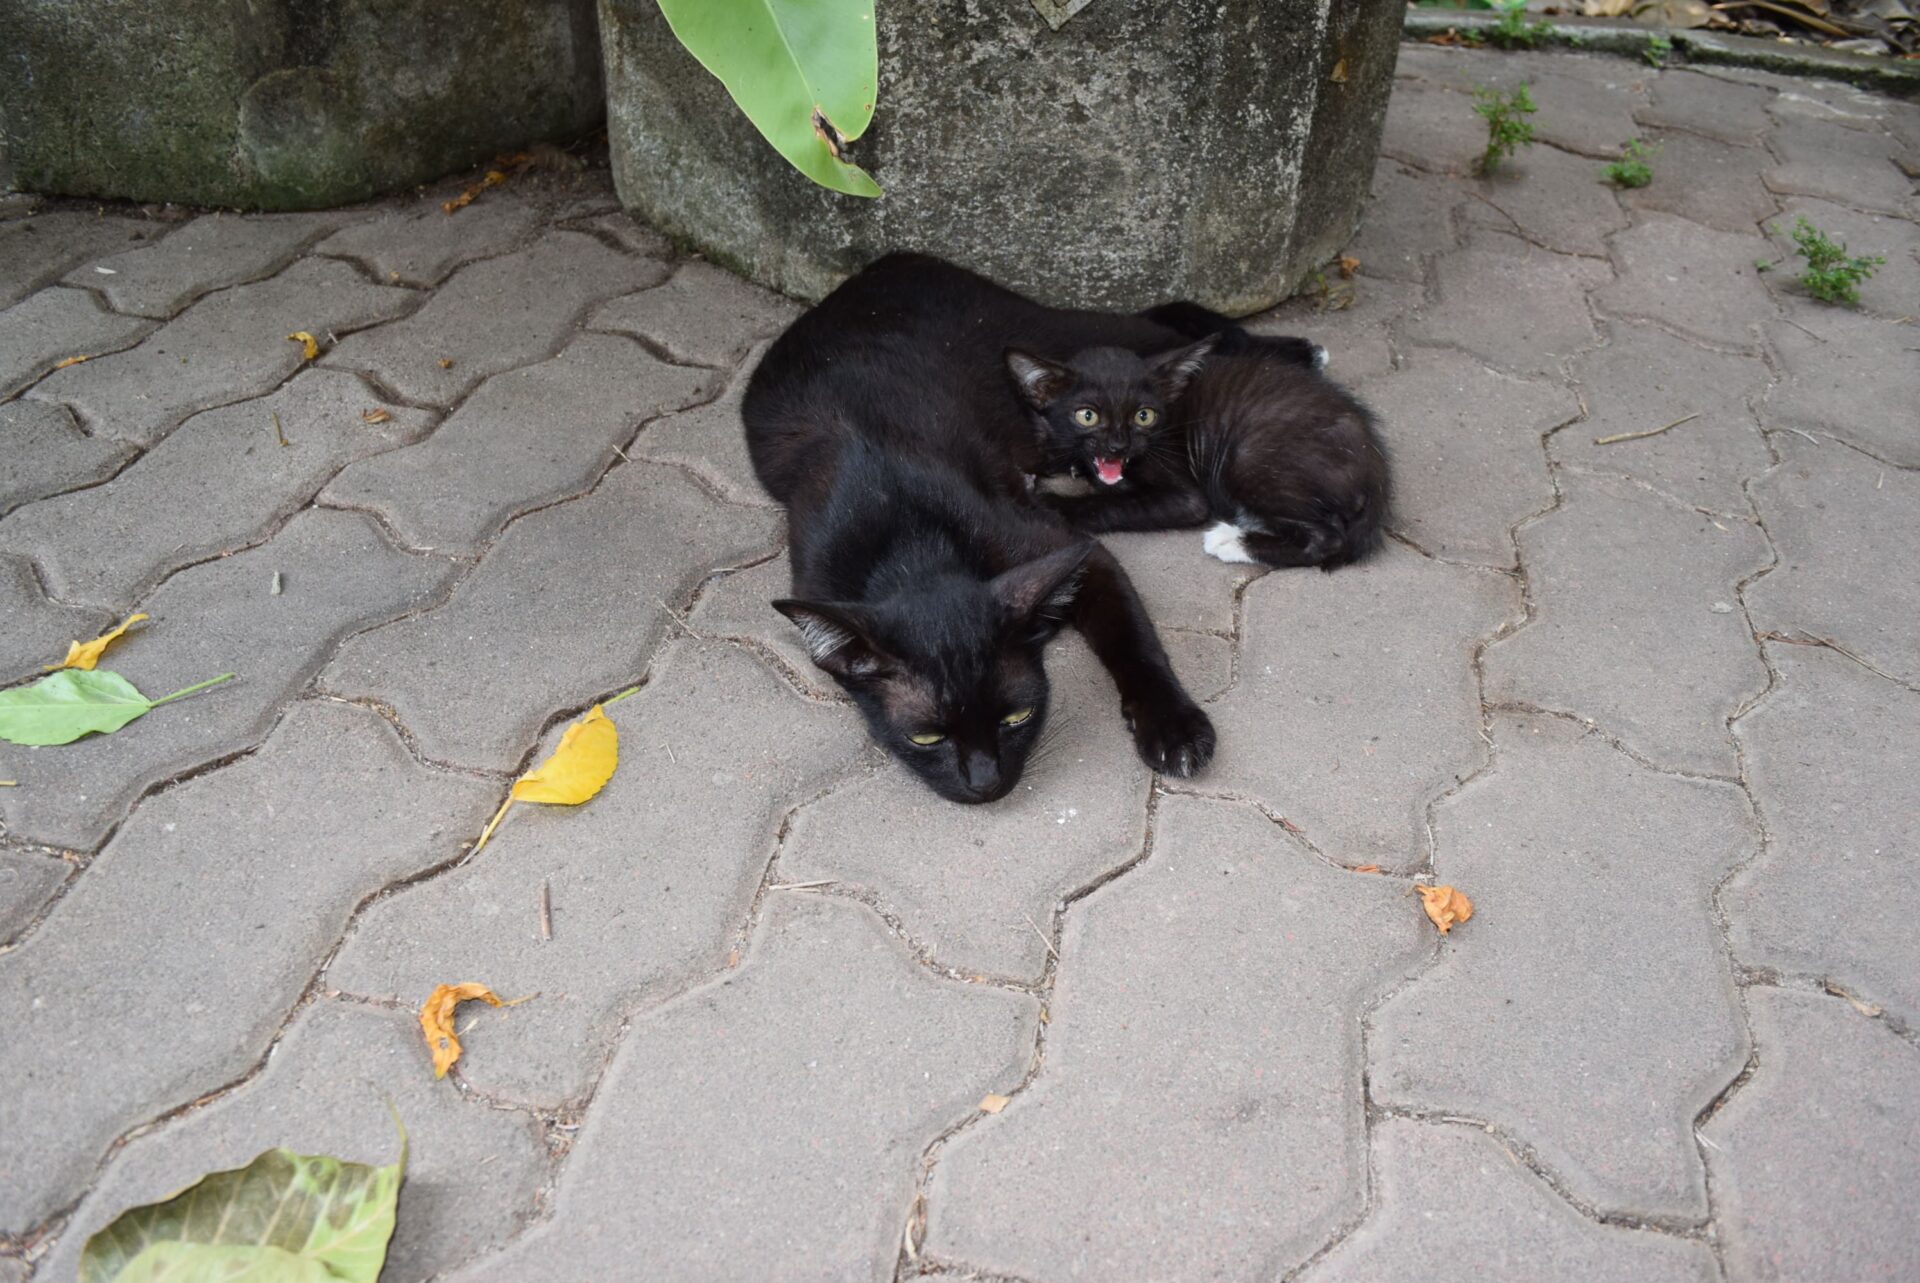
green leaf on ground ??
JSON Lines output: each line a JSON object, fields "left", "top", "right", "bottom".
{"left": 0, "top": 669, "right": 236, "bottom": 746}
{"left": 79, "top": 1130, "right": 407, "bottom": 1283}
{"left": 654, "top": 0, "right": 882, "bottom": 197}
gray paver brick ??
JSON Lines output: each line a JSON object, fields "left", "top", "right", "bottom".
{"left": 315, "top": 197, "right": 543, "bottom": 287}
{"left": 34, "top": 1000, "right": 546, "bottom": 1283}
{"left": 1247, "top": 276, "right": 1422, "bottom": 384}
{"left": 323, "top": 333, "right": 714, "bottom": 553}
{"left": 1559, "top": 318, "right": 1772, "bottom": 516}
{"left": 0, "top": 699, "right": 495, "bottom": 1234}
{"left": 0, "top": 552, "right": 111, "bottom": 681}
{"left": 1104, "top": 529, "right": 1261, "bottom": 635}
{"left": 928, "top": 794, "right": 1428, "bottom": 1280}
{"left": 1748, "top": 436, "right": 1919, "bottom": 684}
{"left": 1165, "top": 627, "right": 1234, "bottom": 703}
{"left": 1345, "top": 160, "right": 1465, "bottom": 284}
{"left": 0, "top": 211, "right": 160, "bottom": 309}
{"left": 25, "top": 257, "right": 418, "bottom": 447}
{"left": 0, "top": 508, "right": 451, "bottom": 851}
{"left": 0, "top": 399, "right": 133, "bottom": 518}
{"left": 1463, "top": 143, "right": 1630, "bottom": 258}
{"left": 1302, "top": 1119, "right": 1718, "bottom": 1283}
{"left": 1702, "top": 989, "right": 1920, "bottom": 1282}
{"left": 1484, "top": 471, "right": 1772, "bottom": 776}
{"left": 1202, "top": 540, "right": 1520, "bottom": 871}
{"left": 1523, "top": 72, "right": 1649, "bottom": 160}
{"left": 571, "top": 210, "right": 673, "bottom": 258}
{"left": 326, "top": 639, "right": 868, "bottom": 1103}
{"left": 1766, "top": 82, "right": 1893, "bottom": 131}
{"left": 1760, "top": 196, "right": 1920, "bottom": 319}
{"left": 1635, "top": 68, "right": 1774, "bottom": 145}
{"left": 1726, "top": 647, "right": 1920, "bottom": 1027}
{"left": 1371, "top": 713, "right": 1752, "bottom": 1222}
{"left": 1596, "top": 212, "right": 1775, "bottom": 349}
{"left": 625, "top": 339, "right": 770, "bottom": 507}
{"left": 777, "top": 637, "right": 1150, "bottom": 980}
{"left": 1766, "top": 118, "right": 1916, "bottom": 212}
{"left": 64, "top": 211, "right": 350, "bottom": 319}
{"left": 1355, "top": 348, "right": 1574, "bottom": 567}
{"left": 586, "top": 260, "right": 800, "bottom": 369}
{"left": 1618, "top": 132, "right": 1778, "bottom": 235}
{"left": 451, "top": 892, "right": 1035, "bottom": 1283}
{"left": 1406, "top": 232, "right": 1610, "bottom": 377}
{"left": 322, "top": 461, "right": 779, "bottom": 770}
{"left": 1762, "top": 308, "right": 1920, "bottom": 466}
{"left": 686, "top": 549, "right": 837, "bottom": 699}
{"left": 1379, "top": 81, "right": 1485, "bottom": 177}
{"left": 321, "top": 229, "right": 667, "bottom": 406}
{"left": 0, "top": 286, "right": 153, "bottom": 397}
{"left": 0, "top": 369, "right": 431, "bottom": 608}
{"left": 0, "top": 852, "right": 65, "bottom": 946}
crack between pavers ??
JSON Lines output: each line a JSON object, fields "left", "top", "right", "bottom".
{"left": 1483, "top": 698, "right": 1749, "bottom": 786}
{"left": 1758, "top": 422, "right": 1920, "bottom": 476}
{"left": 901, "top": 1254, "right": 1050, "bottom": 1283}
{"left": 1193, "top": 563, "right": 1271, "bottom": 709}
{"left": 70, "top": 218, "right": 369, "bottom": 324}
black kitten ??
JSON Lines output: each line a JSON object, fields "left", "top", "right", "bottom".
{"left": 743, "top": 284, "right": 1218, "bottom": 803}
{"left": 1004, "top": 342, "right": 1214, "bottom": 490}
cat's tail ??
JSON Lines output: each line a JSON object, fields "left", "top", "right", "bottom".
{"left": 1205, "top": 497, "right": 1383, "bottom": 571}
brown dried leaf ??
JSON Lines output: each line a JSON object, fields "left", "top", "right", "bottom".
{"left": 978, "top": 1094, "right": 1011, "bottom": 1114}
{"left": 1418, "top": 884, "right": 1474, "bottom": 934}
{"left": 1338, "top": 254, "right": 1361, "bottom": 279}
{"left": 1354, "top": 863, "right": 1382, "bottom": 874}
{"left": 53, "top": 354, "right": 93, "bottom": 370}
{"left": 360, "top": 407, "right": 393, "bottom": 425}
{"left": 1583, "top": 0, "right": 1636, "bottom": 15}
{"left": 419, "top": 982, "right": 502, "bottom": 1078}
{"left": 287, "top": 331, "right": 320, "bottom": 361}
{"left": 438, "top": 358, "right": 454, "bottom": 369}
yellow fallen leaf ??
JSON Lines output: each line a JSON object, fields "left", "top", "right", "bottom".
{"left": 54, "top": 354, "right": 93, "bottom": 369}
{"left": 287, "top": 331, "right": 319, "bottom": 361}
{"left": 978, "top": 1094, "right": 1010, "bottom": 1114}
{"left": 47, "top": 613, "right": 148, "bottom": 671}
{"left": 1418, "top": 884, "right": 1474, "bottom": 934}
{"left": 437, "top": 358, "right": 454, "bottom": 369}
{"left": 360, "top": 407, "right": 393, "bottom": 425}
{"left": 441, "top": 169, "right": 508, "bottom": 214}
{"left": 472, "top": 705, "right": 619, "bottom": 852}
{"left": 419, "top": 982, "right": 503, "bottom": 1078}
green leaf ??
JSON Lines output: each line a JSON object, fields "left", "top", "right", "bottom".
{"left": 0, "top": 669, "right": 152, "bottom": 745}
{"left": 654, "top": 0, "right": 882, "bottom": 197}
{"left": 80, "top": 1131, "right": 407, "bottom": 1283}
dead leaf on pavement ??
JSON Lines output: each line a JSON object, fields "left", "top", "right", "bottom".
{"left": 47, "top": 612, "right": 147, "bottom": 671}
{"left": 53, "top": 354, "right": 93, "bottom": 369}
{"left": 437, "top": 358, "right": 454, "bottom": 369}
{"left": 420, "top": 982, "right": 503, "bottom": 1078}
{"left": 1338, "top": 254, "right": 1361, "bottom": 279}
{"left": 1583, "top": 0, "right": 1637, "bottom": 14}
{"left": 361, "top": 407, "right": 394, "bottom": 424}
{"left": 1418, "top": 884, "right": 1474, "bottom": 934}
{"left": 978, "top": 1094, "right": 1011, "bottom": 1114}
{"left": 286, "top": 331, "right": 320, "bottom": 361}
{"left": 472, "top": 704, "right": 620, "bottom": 852}
{"left": 1354, "top": 863, "right": 1382, "bottom": 874}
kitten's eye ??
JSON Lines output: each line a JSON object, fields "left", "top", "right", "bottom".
{"left": 1072, "top": 407, "right": 1100, "bottom": 427}
{"left": 907, "top": 731, "right": 946, "bottom": 746}
{"left": 1134, "top": 407, "right": 1158, "bottom": 427}
{"left": 1001, "top": 707, "right": 1035, "bottom": 727}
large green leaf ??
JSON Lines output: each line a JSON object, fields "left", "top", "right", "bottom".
{"left": 0, "top": 669, "right": 151, "bottom": 745}
{"left": 655, "top": 0, "right": 883, "bottom": 197}
{"left": 78, "top": 1134, "right": 406, "bottom": 1283}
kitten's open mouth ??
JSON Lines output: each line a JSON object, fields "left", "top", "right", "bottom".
{"left": 1093, "top": 456, "right": 1125, "bottom": 486}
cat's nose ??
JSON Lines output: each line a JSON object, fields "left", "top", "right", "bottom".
{"left": 959, "top": 748, "right": 1003, "bottom": 800}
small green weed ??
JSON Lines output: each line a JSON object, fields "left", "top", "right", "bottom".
{"left": 1644, "top": 34, "right": 1672, "bottom": 67}
{"left": 1473, "top": 83, "right": 1538, "bottom": 174}
{"left": 1479, "top": 0, "right": 1555, "bottom": 48}
{"left": 1602, "top": 139, "right": 1658, "bottom": 188}
{"left": 1785, "top": 216, "right": 1885, "bottom": 305}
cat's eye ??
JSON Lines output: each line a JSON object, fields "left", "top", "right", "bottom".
{"left": 1133, "top": 407, "right": 1158, "bottom": 427}
{"left": 907, "top": 731, "right": 946, "bottom": 746}
{"left": 1072, "top": 407, "right": 1100, "bottom": 427}
{"left": 1001, "top": 707, "right": 1034, "bottom": 726}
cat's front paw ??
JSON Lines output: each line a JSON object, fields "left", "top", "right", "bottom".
{"left": 1126, "top": 697, "right": 1216, "bottom": 778}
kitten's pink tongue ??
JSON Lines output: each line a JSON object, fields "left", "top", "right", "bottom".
{"left": 1094, "top": 456, "right": 1125, "bottom": 485}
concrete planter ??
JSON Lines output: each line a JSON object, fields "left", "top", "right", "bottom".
{"left": 600, "top": 0, "right": 1403, "bottom": 311}
{"left": 0, "top": 0, "right": 603, "bottom": 209}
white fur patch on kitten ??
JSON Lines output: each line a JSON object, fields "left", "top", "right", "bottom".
{"left": 1312, "top": 344, "right": 1330, "bottom": 372}
{"left": 1203, "top": 521, "right": 1256, "bottom": 564}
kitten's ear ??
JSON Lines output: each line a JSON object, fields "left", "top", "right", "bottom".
{"left": 771, "top": 599, "right": 890, "bottom": 679}
{"left": 1005, "top": 349, "right": 1072, "bottom": 409}
{"left": 992, "top": 542, "right": 1094, "bottom": 642}
{"left": 1150, "top": 335, "right": 1217, "bottom": 401}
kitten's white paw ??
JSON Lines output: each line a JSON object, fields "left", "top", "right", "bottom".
{"left": 1203, "top": 521, "right": 1255, "bottom": 565}
{"left": 1312, "top": 344, "right": 1330, "bottom": 372}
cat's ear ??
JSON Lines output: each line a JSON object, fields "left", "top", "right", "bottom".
{"left": 771, "top": 599, "right": 890, "bottom": 679}
{"left": 1150, "top": 335, "right": 1216, "bottom": 401}
{"left": 1005, "top": 350, "right": 1072, "bottom": 409}
{"left": 991, "top": 542, "right": 1093, "bottom": 642}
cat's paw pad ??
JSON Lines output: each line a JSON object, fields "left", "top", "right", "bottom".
{"left": 1203, "top": 522, "right": 1255, "bottom": 564}
{"left": 1128, "top": 698, "right": 1216, "bottom": 778}
{"left": 1312, "top": 344, "right": 1330, "bottom": 372}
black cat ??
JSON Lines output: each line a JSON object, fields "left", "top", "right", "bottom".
{"left": 742, "top": 282, "right": 1218, "bottom": 804}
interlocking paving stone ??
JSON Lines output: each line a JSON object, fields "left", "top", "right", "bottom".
{"left": 1766, "top": 118, "right": 1915, "bottom": 213}
{"left": 1618, "top": 131, "right": 1778, "bottom": 235}
{"left": 1379, "top": 80, "right": 1484, "bottom": 177}
{"left": 1371, "top": 713, "right": 1752, "bottom": 1222}
{"left": 315, "top": 197, "right": 542, "bottom": 287}
{"left": 1725, "top": 646, "right": 1920, "bottom": 1026}
{"left": 322, "top": 229, "right": 667, "bottom": 406}
{"left": 64, "top": 211, "right": 350, "bottom": 319}
{"left": 1635, "top": 68, "right": 1774, "bottom": 145}
{"left": 0, "top": 852, "right": 65, "bottom": 946}
{"left": 451, "top": 892, "right": 1035, "bottom": 1283}
{"left": 1103, "top": 529, "right": 1261, "bottom": 635}
{"left": 1595, "top": 212, "right": 1775, "bottom": 350}
{"left": 1484, "top": 472, "right": 1771, "bottom": 776}
{"left": 1355, "top": 348, "right": 1574, "bottom": 567}
{"left": 323, "top": 334, "right": 714, "bottom": 553}
{"left": 586, "top": 260, "right": 799, "bottom": 369}
{"left": 625, "top": 339, "right": 771, "bottom": 507}
{"left": 0, "top": 509, "right": 451, "bottom": 851}
{"left": 0, "top": 399, "right": 133, "bottom": 517}
{"left": 1202, "top": 541, "right": 1520, "bottom": 871}
{"left": 1247, "top": 276, "right": 1422, "bottom": 384}
{"left": 1767, "top": 81, "right": 1894, "bottom": 130}
{"left": 928, "top": 795, "right": 1428, "bottom": 1279}
{"left": 0, "top": 552, "right": 111, "bottom": 680}
{"left": 0, "top": 286, "right": 153, "bottom": 397}
{"left": 34, "top": 1000, "right": 546, "bottom": 1283}
{"left": 0, "top": 700, "right": 495, "bottom": 1234}
{"left": 1522, "top": 71, "right": 1650, "bottom": 160}
{"left": 322, "top": 461, "right": 779, "bottom": 770}
{"left": 0, "top": 369, "right": 431, "bottom": 608}
{"left": 571, "top": 210, "right": 673, "bottom": 258}
{"left": 1762, "top": 308, "right": 1920, "bottom": 466}
{"left": 776, "top": 637, "right": 1150, "bottom": 981}
{"left": 1300, "top": 1119, "right": 1718, "bottom": 1283}
{"left": 326, "top": 640, "right": 868, "bottom": 1104}
{"left": 686, "top": 549, "right": 837, "bottom": 699}
{"left": 1164, "top": 627, "right": 1234, "bottom": 703}
{"left": 1462, "top": 143, "right": 1630, "bottom": 258}
{"left": 1702, "top": 989, "right": 1920, "bottom": 1282}
{"left": 1759, "top": 195, "right": 1920, "bottom": 318}
{"left": 1346, "top": 160, "right": 1466, "bottom": 283}
{"left": 25, "top": 257, "right": 418, "bottom": 447}
{"left": 0, "top": 211, "right": 161, "bottom": 309}
{"left": 1559, "top": 320, "right": 1772, "bottom": 516}
{"left": 1406, "top": 232, "right": 1610, "bottom": 377}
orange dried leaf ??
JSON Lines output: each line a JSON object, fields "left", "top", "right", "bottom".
{"left": 420, "top": 982, "right": 502, "bottom": 1078}
{"left": 1418, "top": 884, "right": 1474, "bottom": 934}
{"left": 54, "top": 354, "right": 93, "bottom": 369}
{"left": 437, "top": 358, "right": 454, "bottom": 369}
{"left": 286, "top": 331, "right": 320, "bottom": 361}
{"left": 48, "top": 613, "right": 148, "bottom": 671}
{"left": 978, "top": 1094, "right": 1011, "bottom": 1114}
{"left": 360, "top": 407, "right": 393, "bottom": 425}
{"left": 1338, "top": 255, "right": 1361, "bottom": 279}
{"left": 471, "top": 705, "right": 620, "bottom": 852}
{"left": 441, "top": 169, "right": 509, "bottom": 215}
{"left": 1353, "top": 863, "right": 1381, "bottom": 874}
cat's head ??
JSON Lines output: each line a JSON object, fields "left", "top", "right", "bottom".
{"left": 1004, "top": 339, "right": 1214, "bottom": 487}
{"left": 772, "top": 543, "right": 1090, "bottom": 804}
